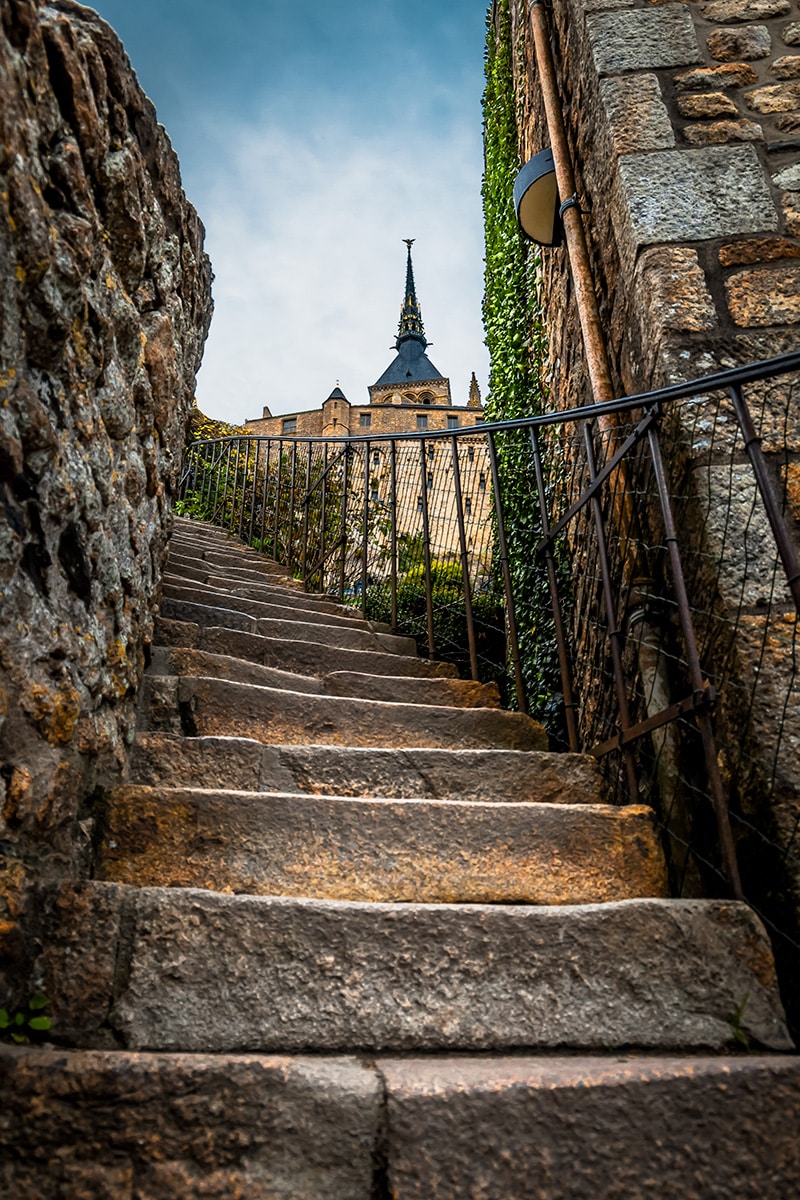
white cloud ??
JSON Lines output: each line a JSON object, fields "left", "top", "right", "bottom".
{"left": 193, "top": 114, "right": 489, "bottom": 423}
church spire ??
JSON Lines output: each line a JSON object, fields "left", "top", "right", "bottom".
{"left": 395, "top": 238, "right": 428, "bottom": 349}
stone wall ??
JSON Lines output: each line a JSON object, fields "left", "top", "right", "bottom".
{"left": 506, "top": 0, "right": 800, "bottom": 1019}
{"left": 512, "top": 0, "right": 800, "bottom": 398}
{"left": 0, "top": 0, "right": 212, "bottom": 986}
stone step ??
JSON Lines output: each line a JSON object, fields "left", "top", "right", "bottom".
{"left": 147, "top": 646, "right": 498, "bottom": 709}
{"left": 41, "top": 882, "right": 792, "bottom": 1052}
{"left": 167, "top": 548, "right": 290, "bottom": 580}
{"left": 3, "top": 1047, "right": 799, "bottom": 1200}
{"left": 158, "top": 597, "right": 416, "bottom": 655}
{"left": 152, "top": 617, "right": 458, "bottom": 679}
{"left": 323, "top": 670, "right": 501, "bottom": 708}
{"left": 161, "top": 580, "right": 371, "bottom": 629}
{"left": 130, "top": 736, "right": 603, "bottom": 802}
{"left": 97, "top": 785, "right": 668, "bottom": 904}
{"left": 165, "top": 566, "right": 347, "bottom": 612}
{"left": 149, "top": 674, "right": 548, "bottom": 750}
{"left": 148, "top": 646, "right": 324, "bottom": 694}
{"left": 379, "top": 1054, "right": 800, "bottom": 1200}
{"left": 0, "top": 1046, "right": 381, "bottom": 1200}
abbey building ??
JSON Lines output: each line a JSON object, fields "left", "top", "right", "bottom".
{"left": 245, "top": 241, "right": 484, "bottom": 438}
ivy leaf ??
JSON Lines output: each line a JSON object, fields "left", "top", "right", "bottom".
{"left": 28, "top": 1017, "right": 52, "bottom": 1032}
{"left": 28, "top": 995, "right": 49, "bottom": 1011}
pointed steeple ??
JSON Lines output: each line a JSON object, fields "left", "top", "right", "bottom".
{"left": 396, "top": 239, "right": 428, "bottom": 349}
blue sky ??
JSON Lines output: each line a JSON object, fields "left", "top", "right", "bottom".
{"left": 89, "top": 1, "right": 490, "bottom": 422}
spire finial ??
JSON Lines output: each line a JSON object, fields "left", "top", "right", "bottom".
{"left": 395, "top": 239, "right": 427, "bottom": 349}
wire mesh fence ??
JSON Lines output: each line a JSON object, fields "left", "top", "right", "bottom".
{"left": 180, "top": 348, "right": 800, "bottom": 1033}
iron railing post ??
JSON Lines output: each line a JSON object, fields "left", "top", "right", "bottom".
{"left": 729, "top": 382, "right": 800, "bottom": 617}
{"left": 488, "top": 430, "right": 527, "bottom": 714}
{"left": 530, "top": 427, "right": 579, "bottom": 750}
{"left": 418, "top": 438, "right": 435, "bottom": 660}
{"left": 339, "top": 446, "right": 349, "bottom": 602}
{"left": 647, "top": 420, "right": 743, "bottom": 899}
{"left": 287, "top": 440, "right": 298, "bottom": 573}
{"left": 301, "top": 440, "right": 312, "bottom": 581}
{"left": 361, "top": 441, "right": 370, "bottom": 620}
{"left": 390, "top": 440, "right": 398, "bottom": 632}
{"left": 583, "top": 424, "right": 640, "bottom": 802}
{"left": 451, "top": 434, "right": 479, "bottom": 681}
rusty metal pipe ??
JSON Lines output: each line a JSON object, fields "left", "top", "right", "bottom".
{"left": 529, "top": 0, "right": 614, "bottom": 410}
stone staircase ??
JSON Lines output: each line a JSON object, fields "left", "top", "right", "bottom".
{"left": 2, "top": 517, "right": 799, "bottom": 1198}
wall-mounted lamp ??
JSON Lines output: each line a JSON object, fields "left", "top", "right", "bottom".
{"left": 513, "top": 147, "right": 560, "bottom": 246}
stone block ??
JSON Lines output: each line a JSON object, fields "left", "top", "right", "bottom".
{"left": 701, "top": 0, "right": 790, "bottom": 17}
{"left": 633, "top": 246, "right": 717, "bottom": 334}
{"left": 616, "top": 146, "right": 777, "bottom": 257}
{"left": 97, "top": 785, "right": 668, "bottom": 904}
{"left": 677, "top": 91, "right": 738, "bottom": 118}
{"left": 746, "top": 81, "right": 800, "bottom": 111}
{"left": 684, "top": 117, "right": 763, "bottom": 143}
{"left": 707, "top": 25, "right": 772, "bottom": 61}
{"left": 772, "top": 54, "right": 800, "bottom": 78}
{"left": 782, "top": 189, "right": 800, "bottom": 233}
{"left": 731, "top": 611, "right": 800, "bottom": 842}
{"left": 690, "top": 464, "right": 785, "bottom": 609}
{"left": 718, "top": 236, "right": 800, "bottom": 265}
{"left": 0, "top": 1047, "right": 381, "bottom": 1200}
{"left": 776, "top": 110, "right": 800, "bottom": 129}
{"left": 784, "top": 21, "right": 800, "bottom": 45}
{"left": 675, "top": 62, "right": 758, "bottom": 89}
{"left": 599, "top": 75, "right": 675, "bottom": 154}
{"left": 255, "top": 745, "right": 606, "bottom": 804}
{"left": 588, "top": 6, "right": 701, "bottom": 75}
{"left": 131, "top": 733, "right": 264, "bottom": 791}
{"left": 104, "top": 887, "right": 790, "bottom": 1052}
{"left": 175, "top": 674, "right": 549, "bottom": 751}
{"left": 381, "top": 1056, "right": 800, "bottom": 1200}
{"left": 773, "top": 162, "right": 800, "bottom": 188}
{"left": 726, "top": 263, "right": 800, "bottom": 325}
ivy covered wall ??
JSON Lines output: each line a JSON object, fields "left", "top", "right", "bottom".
{"left": 482, "top": 0, "right": 566, "bottom": 734}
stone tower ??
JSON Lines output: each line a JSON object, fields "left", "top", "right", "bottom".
{"left": 368, "top": 241, "right": 453, "bottom": 408}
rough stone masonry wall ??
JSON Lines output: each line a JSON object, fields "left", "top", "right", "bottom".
{"left": 0, "top": 0, "right": 212, "bottom": 985}
{"left": 509, "top": 0, "right": 800, "bottom": 1014}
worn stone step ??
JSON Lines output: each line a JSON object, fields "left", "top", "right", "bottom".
{"left": 158, "top": 597, "right": 416, "bottom": 655}
{"left": 152, "top": 618, "right": 458, "bottom": 679}
{"left": 379, "top": 1054, "right": 800, "bottom": 1200}
{"left": 162, "top": 580, "right": 371, "bottom": 629}
{"left": 167, "top": 548, "right": 290, "bottom": 580}
{"left": 166, "top": 568, "right": 347, "bottom": 613}
{"left": 3, "top": 1047, "right": 800, "bottom": 1200}
{"left": 130, "top": 736, "right": 603, "bottom": 802}
{"left": 148, "top": 646, "right": 324, "bottom": 694}
{"left": 0, "top": 1046, "right": 380, "bottom": 1200}
{"left": 160, "top": 675, "right": 548, "bottom": 750}
{"left": 323, "top": 670, "right": 501, "bottom": 708}
{"left": 97, "top": 785, "right": 668, "bottom": 904}
{"left": 41, "top": 882, "right": 791, "bottom": 1052}
{"left": 148, "top": 646, "right": 498, "bottom": 709}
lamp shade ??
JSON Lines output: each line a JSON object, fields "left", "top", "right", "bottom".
{"left": 513, "top": 148, "right": 560, "bottom": 246}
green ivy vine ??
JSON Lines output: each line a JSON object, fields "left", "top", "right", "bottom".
{"left": 482, "top": 0, "right": 569, "bottom": 741}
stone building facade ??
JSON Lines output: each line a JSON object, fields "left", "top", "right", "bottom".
{"left": 245, "top": 242, "right": 485, "bottom": 440}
